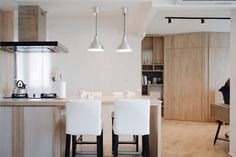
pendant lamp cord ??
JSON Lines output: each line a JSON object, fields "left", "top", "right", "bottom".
{"left": 124, "top": 12, "right": 126, "bottom": 36}
{"left": 95, "top": 12, "right": 98, "bottom": 36}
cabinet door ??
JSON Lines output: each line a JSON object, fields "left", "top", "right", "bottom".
{"left": 0, "top": 11, "right": 14, "bottom": 41}
{"left": 164, "top": 33, "right": 209, "bottom": 121}
{"left": 171, "top": 48, "right": 205, "bottom": 121}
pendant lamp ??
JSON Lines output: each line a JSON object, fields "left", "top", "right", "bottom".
{"left": 88, "top": 7, "right": 104, "bottom": 52}
{"left": 116, "top": 7, "right": 132, "bottom": 52}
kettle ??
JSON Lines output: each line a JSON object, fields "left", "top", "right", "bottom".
{"left": 13, "top": 80, "right": 28, "bottom": 95}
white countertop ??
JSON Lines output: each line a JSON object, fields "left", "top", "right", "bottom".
{"left": 0, "top": 96, "right": 162, "bottom": 107}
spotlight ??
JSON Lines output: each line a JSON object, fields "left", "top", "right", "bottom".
{"left": 201, "top": 18, "right": 205, "bottom": 25}
{"left": 168, "top": 18, "right": 172, "bottom": 24}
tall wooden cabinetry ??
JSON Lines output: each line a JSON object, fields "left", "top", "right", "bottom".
{"left": 0, "top": 10, "right": 14, "bottom": 41}
{"left": 164, "top": 32, "right": 230, "bottom": 122}
{"left": 141, "top": 36, "right": 164, "bottom": 99}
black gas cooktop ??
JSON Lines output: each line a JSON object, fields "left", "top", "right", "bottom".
{"left": 10, "top": 93, "right": 57, "bottom": 99}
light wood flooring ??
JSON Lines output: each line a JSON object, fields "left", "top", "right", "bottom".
{"left": 72, "top": 119, "right": 230, "bottom": 157}
{"left": 162, "top": 119, "right": 230, "bottom": 157}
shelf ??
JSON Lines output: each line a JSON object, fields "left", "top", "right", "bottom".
{"left": 142, "top": 84, "right": 163, "bottom": 86}
{"left": 142, "top": 64, "right": 164, "bottom": 66}
{"left": 142, "top": 70, "right": 163, "bottom": 72}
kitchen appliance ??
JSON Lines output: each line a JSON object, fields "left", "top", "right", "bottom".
{"left": 12, "top": 80, "right": 28, "bottom": 98}
{"left": 0, "top": 6, "right": 69, "bottom": 53}
{"left": 40, "top": 93, "right": 57, "bottom": 98}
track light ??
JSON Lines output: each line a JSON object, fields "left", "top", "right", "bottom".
{"left": 201, "top": 18, "right": 205, "bottom": 25}
{"left": 168, "top": 18, "right": 172, "bottom": 24}
{"left": 165, "top": 17, "right": 230, "bottom": 25}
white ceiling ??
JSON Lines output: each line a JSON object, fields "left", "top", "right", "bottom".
{"left": 0, "top": 0, "right": 150, "bottom": 17}
{"left": 0, "top": 0, "right": 234, "bottom": 35}
{"left": 146, "top": 9, "right": 231, "bottom": 35}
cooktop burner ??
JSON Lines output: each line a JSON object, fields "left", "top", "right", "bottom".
{"left": 10, "top": 93, "right": 57, "bottom": 99}
{"left": 40, "top": 93, "right": 57, "bottom": 98}
{"left": 12, "top": 93, "right": 28, "bottom": 98}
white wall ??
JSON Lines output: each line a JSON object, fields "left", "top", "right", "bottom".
{"left": 46, "top": 15, "right": 142, "bottom": 96}
{"left": 0, "top": 51, "right": 14, "bottom": 97}
{"left": 230, "top": 10, "right": 236, "bottom": 157}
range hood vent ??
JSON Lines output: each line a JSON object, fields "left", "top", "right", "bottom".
{"left": 176, "top": 0, "right": 236, "bottom": 5}
{"left": 0, "top": 6, "right": 69, "bottom": 53}
{"left": 0, "top": 41, "right": 69, "bottom": 53}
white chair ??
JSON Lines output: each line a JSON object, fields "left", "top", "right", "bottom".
{"left": 65, "top": 99, "right": 103, "bottom": 157}
{"left": 111, "top": 92, "right": 139, "bottom": 153}
{"left": 112, "top": 99, "right": 150, "bottom": 157}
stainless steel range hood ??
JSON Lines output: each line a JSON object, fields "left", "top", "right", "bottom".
{"left": 0, "top": 6, "right": 69, "bottom": 53}
{"left": 0, "top": 41, "right": 69, "bottom": 53}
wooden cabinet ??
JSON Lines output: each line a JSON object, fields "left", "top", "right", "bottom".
{"left": 0, "top": 10, "right": 14, "bottom": 41}
{"left": 18, "top": 6, "right": 46, "bottom": 41}
{"left": 164, "top": 32, "right": 230, "bottom": 122}
{"left": 141, "top": 36, "right": 164, "bottom": 100}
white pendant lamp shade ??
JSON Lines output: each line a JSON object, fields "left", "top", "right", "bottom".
{"left": 88, "top": 7, "right": 104, "bottom": 52}
{"left": 88, "top": 35, "right": 104, "bottom": 52}
{"left": 116, "top": 35, "right": 132, "bottom": 52}
{"left": 116, "top": 7, "right": 132, "bottom": 52}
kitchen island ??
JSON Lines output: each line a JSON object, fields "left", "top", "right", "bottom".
{"left": 0, "top": 97, "right": 161, "bottom": 157}
{"left": 0, "top": 98, "right": 66, "bottom": 157}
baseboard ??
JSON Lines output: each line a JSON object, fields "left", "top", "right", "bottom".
{"left": 229, "top": 152, "right": 235, "bottom": 157}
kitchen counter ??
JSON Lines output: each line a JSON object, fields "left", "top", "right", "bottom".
{"left": 0, "top": 98, "right": 66, "bottom": 157}
{"left": 0, "top": 97, "right": 161, "bottom": 157}
{"left": 0, "top": 98, "right": 66, "bottom": 107}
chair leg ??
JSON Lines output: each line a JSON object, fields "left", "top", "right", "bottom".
{"left": 214, "top": 121, "right": 223, "bottom": 145}
{"left": 114, "top": 134, "right": 119, "bottom": 157}
{"left": 101, "top": 130, "right": 104, "bottom": 157}
{"left": 144, "top": 135, "right": 150, "bottom": 157}
{"left": 136, "top": 136, "right": 139, "bottom": 152}
{"left": 65, "top": 134, "right": 71, "bottom": 157}
{"left": 97, "top": 132, "right": 103, "bottom": 157}
{"left": 72, "top": 135, "right": 77, "bottom": 157}
{"left": 142, "top": 136, "right": 146, "bottom": 157}
{"left": 112, "top": 117, "right": 114, "bottom": 154}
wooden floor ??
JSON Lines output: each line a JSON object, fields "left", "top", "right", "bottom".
{"left": 72, "top": 119, "right": 230, "bottom": 157}
{"left": 162, "top": 119, "right": 230, "bottom": 157}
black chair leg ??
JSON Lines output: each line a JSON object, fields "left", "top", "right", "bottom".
{"left": 65, "top": 134, "right": 71, "bottom": 157}
{"left": 101, "top": 131, "right": 104, "bottom": 157}
{"left": 142, "top": 136, "right": 145, "bottom": 157}
{"left": 72, "top": 135, "right": 77, "bottom": 157}
{"left": 136, "top": 136, "right": 139, "bottom": 152}
{"left": 97, "top": 131, "right": 103, "bottom": 157}
{"left": 114, "top": 134, "right": 119, "bottom": 157}
{"left": 112, "top": 117, "right": 114, "bottom": 154}
{"left": 214, "top": 121, "right": 222, "bottom": 145}
{"left": 144, "top": 135, "right": 150, "bottom": 157}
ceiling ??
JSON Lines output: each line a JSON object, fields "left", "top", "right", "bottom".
{"left": 0, "top": 0, "right": 234, "bottom": 35}
{"left": 146, "top": 9, "right": 231, "bottom": 35}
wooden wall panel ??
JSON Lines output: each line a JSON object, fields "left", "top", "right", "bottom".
{"left": 0, "top": 11, "right": 14, "bottom": 41}
{"left": 171, "top": 48, "right": 205, "bottom": 121}
{"left": 153, "top": 37, "right": 164, "bottom": 62}
{"left": 142, "top": 37, "right": 153, "bottom": 50}
{"left": 164, "top": 33, "right": 209, "bottom": 121}
{"left": 164, "top": 32, "right": 230, "bottom": 122}
{"left": 172, "top": 33, "right": 204, "bottom": 49}
{"left": 164, "top": 48, "right": 172, "bottom": 119}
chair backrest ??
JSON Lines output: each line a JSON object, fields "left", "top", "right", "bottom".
{"left": 113, "top": 92, "right": 124, "bottom": 97}
{"left": 66, "top": 99, "right": 102, "bottom": 135}
{"left": 113, "top": 91, "right": 136, "bottom": 98}
{"left": 113, "top": 99, "right": 150, "bottom": 136}
{"left": 79, "top": 91, "right": 102, "bottom": 99}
